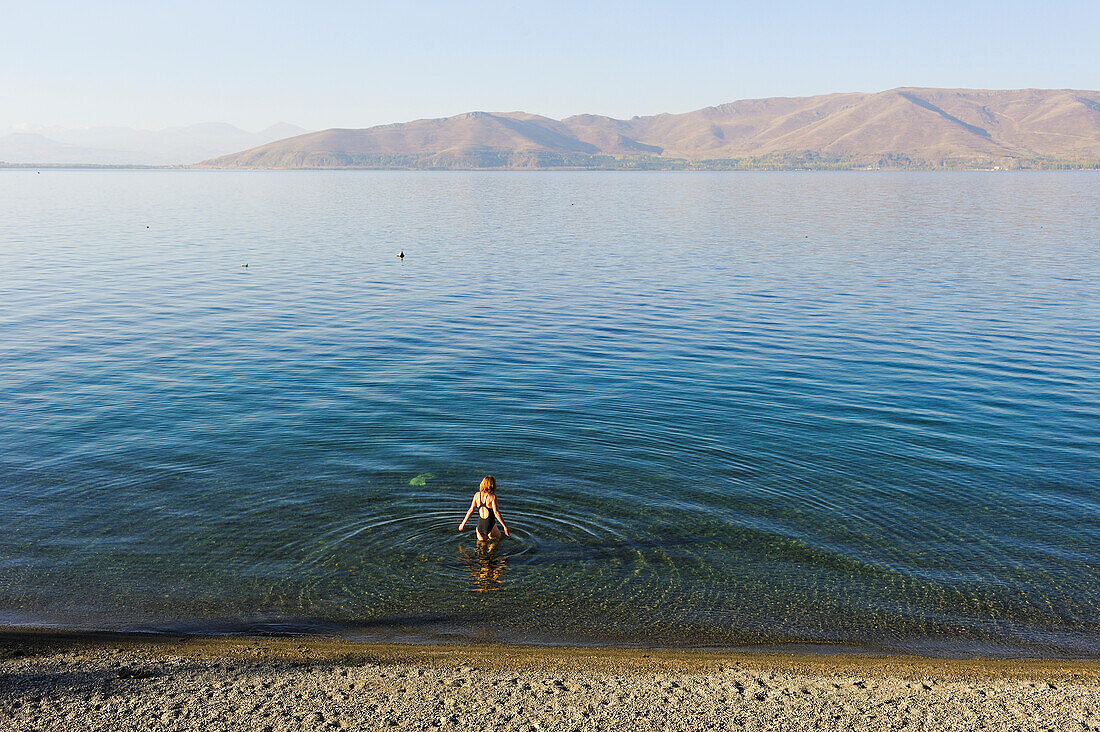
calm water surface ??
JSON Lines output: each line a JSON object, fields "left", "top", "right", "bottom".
{"left": 1, "top": 170, "right": 1097, "bottom": 656}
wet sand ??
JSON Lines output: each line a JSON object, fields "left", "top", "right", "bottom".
{"left": 1, "top": 629, "right": 1097, "bottom": 731}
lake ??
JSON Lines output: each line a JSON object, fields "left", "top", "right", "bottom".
{"left": 0, "top": 170, "right": 1097, "bottom": 656}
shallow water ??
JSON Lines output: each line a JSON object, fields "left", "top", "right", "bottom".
{"left": 1, "top": 170, "right": 1098, "bottom": 656}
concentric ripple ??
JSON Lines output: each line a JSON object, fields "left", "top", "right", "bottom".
{"left": 1, "top": 170, "right": 1099, "bottom": 655}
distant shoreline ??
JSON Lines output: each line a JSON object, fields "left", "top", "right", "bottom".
{"left": 4, "top": 163, "right": 1100, "bottom": 171}
{"left": 0, "top": 163, "right": 172, "bottom": 170}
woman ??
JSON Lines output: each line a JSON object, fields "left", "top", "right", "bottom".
{"left": 458, "top": 475, "right": 510, "bottom": 542}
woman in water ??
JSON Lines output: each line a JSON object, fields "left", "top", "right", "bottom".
{"left": 458, "top": 475, "right": 510, "bottom": 542}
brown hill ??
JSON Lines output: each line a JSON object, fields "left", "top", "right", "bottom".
{"left": 198, "top": 88, "right": 1100, "bottom": 169}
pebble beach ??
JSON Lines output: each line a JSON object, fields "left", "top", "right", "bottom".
{"left": 1, "top": 630, "right": 1097, "bottom": 731}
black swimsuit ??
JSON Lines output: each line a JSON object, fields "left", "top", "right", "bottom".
{"left": 476, "top": 493, "right": 496, "bottom": 536}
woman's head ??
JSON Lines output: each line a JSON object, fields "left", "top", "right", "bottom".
{"left": 479, "top": 475, "right": 497, "bottom": 495}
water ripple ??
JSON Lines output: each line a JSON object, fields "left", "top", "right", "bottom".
{"left": 1, "top": 171, "right": 1098, "bottom": 655}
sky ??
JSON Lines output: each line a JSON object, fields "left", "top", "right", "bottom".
{"left": 2, "top": 0, "right": 1098, "bottom": 132}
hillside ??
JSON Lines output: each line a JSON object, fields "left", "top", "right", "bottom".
{"left": 198, "top": 88, "right": 1100, "bottom": 170}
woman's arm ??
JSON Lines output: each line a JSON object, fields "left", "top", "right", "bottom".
{"left": 458, "top": 495, "right": 477, "bottom": 531}
{"left": 491, "top": 498, "right": 510, "bottom": 536}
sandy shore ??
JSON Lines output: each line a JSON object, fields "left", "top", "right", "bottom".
{"left": 1, "top": 630, "right": 1097, "bottom": 731}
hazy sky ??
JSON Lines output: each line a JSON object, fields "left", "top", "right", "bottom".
{"left": 2, "top": 0, "right": 1098, "bottom": 131}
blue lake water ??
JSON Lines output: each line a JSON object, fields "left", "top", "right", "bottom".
{"left": 0, "top": 170, "right": 1098, "bottom": 656}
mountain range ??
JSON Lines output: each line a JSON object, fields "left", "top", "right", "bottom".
{"left": 0, "top": 122, "right": 307, "bottom": 166}
{"left": 199, "top": 88, "right": 1100, "bottom": 170}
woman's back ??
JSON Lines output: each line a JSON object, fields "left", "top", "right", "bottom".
{"left": 475, "top": 491, "right": 496, "bottom": 533}
{"left": 458, "top": 475, "right": 509, "bottom": 541}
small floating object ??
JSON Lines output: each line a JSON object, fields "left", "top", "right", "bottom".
{"left": 397, "top": 250, "right": 405, "bottom": 259}
{"left": 241, "top": 263, "right": 249, "bottom": 268}
{"left": 409, "top": 472, "right": 433, "bottom": 486}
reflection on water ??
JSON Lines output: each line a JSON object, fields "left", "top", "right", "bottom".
{"left": 0, "top": 170, "right": 1098, "bottom": 656}
{"left": 458, "top": 543, "right": 509, "bottom": 592}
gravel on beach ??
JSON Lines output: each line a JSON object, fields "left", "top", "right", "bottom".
{"left": 1, "top": 631, "right": 1097, "bottom": 731}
